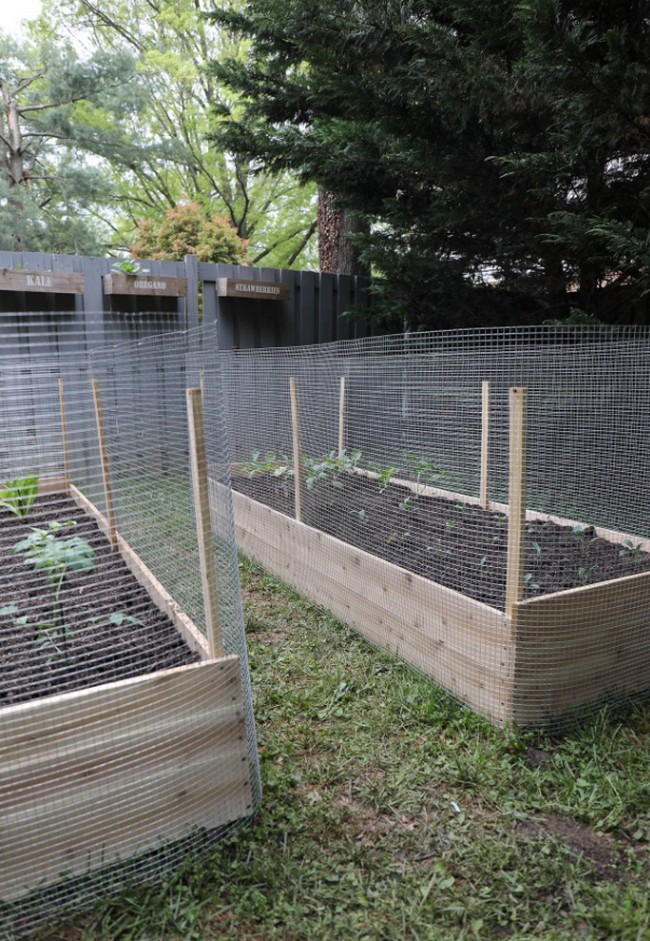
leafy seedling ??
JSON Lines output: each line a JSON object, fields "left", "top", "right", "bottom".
{"left": 304, "top": 449, "right": 362, "bottom": 494}
{"left": 13, "top": 520, "right": 95, "bottom": 661}
{"left": 112, "top": 259, "right": 149, "bottom": 275}
{"left": 0, "top": 476, "right": 39, "bottom": 519}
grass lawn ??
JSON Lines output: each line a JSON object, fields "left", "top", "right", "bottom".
{"left": 35, "top": 556, "right": 649, "bottom": 941}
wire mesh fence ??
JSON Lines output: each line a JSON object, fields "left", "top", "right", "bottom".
{"left": 0, "top": 319, "right": 260, "bottom": 937}
{"left": 221, "top": 326, "right": 650, "bottom": 728}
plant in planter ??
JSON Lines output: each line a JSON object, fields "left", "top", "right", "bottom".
{"left": 111, "top": 259, "right": 149, "bottom": 276}
{"left": 13, "top": 520, "right": 95, "bottom": 662}
{"left": 304, "top": 449, "right": 362, "bottom": 494}
{"left": 0, "top": 476, "right": 39, "bottom": 519}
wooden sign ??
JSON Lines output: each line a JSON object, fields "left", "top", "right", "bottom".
{"left": 216, "top": 278, "right": 290, "bottom": 302}
{"left": 102, "top": 274, "right": 188, "bottom": 297}
{"left": 0, "top": 268, "right": 84, "bottom": 294}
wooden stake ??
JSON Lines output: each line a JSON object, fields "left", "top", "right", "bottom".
{"left": 505, "top": 387, "right": 527, "bottom": 618}
{"left": 186, "top": 387, "right": 223, "bottom": 659}
{"left": 58, "top": 378, "right": 71, "bottom": 487}
{"left": 480, "top": 380, "right": 491, "bottom": 510}
{"left": 91, "top": 379, "right": 117, "bottom": 550}
{"left": 338, "top": 375, "right": 347, "bottom": 458}
{"left": 289, "top": 376, "right": 303, "bottom": 523}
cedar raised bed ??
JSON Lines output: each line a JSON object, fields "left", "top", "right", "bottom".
{"left": 0, "top": 477, "right": 253, "bottom": 904}
{"left": 229, "top": 469, "right": 650, "bottom": 728}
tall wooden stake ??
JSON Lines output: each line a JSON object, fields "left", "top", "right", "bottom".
{"left": 91, "top": 379, "right": 117, "bottom": 550}
{"left": 290, "top": 376, "right": 303, "bottom": 523}
{"left": 338, "top": 375, "right": 347, "bottom": 458}
{"left": 58, "top": 378, "right": 71, "bottom": 487}
{"left": 505, "top": 386, "right": 527, "bottom": 618}
{"left": 480, "top": 380, "right": 491, "bottom": 510}
{"left": 186, "top": 387, "right": 223, "bottom": 659}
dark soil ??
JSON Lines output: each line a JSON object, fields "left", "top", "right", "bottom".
{"left": 233, "top": 473, "right": 650, "bottom": 611}
{"left": 0, "top": 494, "right": 199, "bottom": 707}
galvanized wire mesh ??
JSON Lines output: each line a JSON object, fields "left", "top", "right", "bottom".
{"left": 0, "top": 319, "right": 260, "bottom": 936}
{"left": 221, "top": 326, "right": 650, "bottom": 729}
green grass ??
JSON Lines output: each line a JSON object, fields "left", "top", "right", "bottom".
{"left": 33, "top": 556, "right": 650, "bottom": 941}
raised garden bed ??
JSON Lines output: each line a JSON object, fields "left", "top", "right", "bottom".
{"left": 1, "top": 478, "right": 253, "bottom": 904}
{"left": 230, "top": 469, "right": 650, "bottom": 727}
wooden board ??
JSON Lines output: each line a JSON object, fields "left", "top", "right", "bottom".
{"left": 102, "top": 274, "right": 188, "bottom": 297}
{"left": 0, "top": 657, "right": 251, "bottom": 901}
{"left": 511, "top": 570, "right": 650, "bottom": 725}
{"left": 0, "top": 268, "right": 84, "bottom": 294}
{"left": 232, "top": 490, "right": 513, "bottom": 725}
{"left": 216, "top": 278, "right": 291, "bottom": 302}
{"left": 68, "top": 484, "right": 210, "bottom": 660}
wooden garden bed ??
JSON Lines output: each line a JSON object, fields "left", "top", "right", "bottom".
{"left": 231, "top": 481, "right": 650, "bottom": 727}
{"left": 1, "top": 478, "right": 253, "bottom": 903}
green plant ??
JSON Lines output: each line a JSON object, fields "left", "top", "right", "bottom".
{"left": 304, "top": 449, "right": 362, "bottom": 493}
{"left": 111, "top": 258, "right": 149, "bottom": 275}
{"left": 13, "top": 520, "right": 95, "bottom": 660}
{"left": 370, "top": 462, "right": 398, "bottom": 493}
{"left": 405, "top": 454, "right": 446, "bottom": 495}
{"left": 243, "top": 450, "right": 294, "bottom": 481}
{"left": 0, "top": 475, "right": 39, "bottom": 518}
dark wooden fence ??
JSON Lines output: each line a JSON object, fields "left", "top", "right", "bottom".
{"left": 0, "top": 250, "right": 375, "bottom": 358}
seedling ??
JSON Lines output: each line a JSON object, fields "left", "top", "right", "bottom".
{"left": 242, "top": 450, "right": 294, "bottom": 481}
{"left": 304, "top": 449, "right": 362, "bottom": 493}
{"left": 0, "top": 476, "right": 39, "bottom": 519}
{"left": 371, "top": 463, "right": 398, "bottom": 493}
{"left": 404, "top": 454, "right": 446, "bottom": 495}
{"left": 524, "top": 572, "right": 540, "bottom": 591}
{"left": 13, "top": 520, "right": 95, "bottom": 660}
{"left": 619, "top": 538, "right": 644, "bottom": 557}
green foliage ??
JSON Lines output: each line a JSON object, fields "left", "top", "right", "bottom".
{"left": 211, "top": 0, "right": 650, "bottom": 325}
{"left": 111, "top": 259, "right": 149, "bottom": 275}
{"left": 13, "top": 520, "right": 95, "bottom": 659}
{"left": 130, "top": 201, "right": 249, "bottom": 264}
{"left": 242, "top": 450, "right": 294, "bottom": 480}
{"left": 0, "top": 476, "right": 39, "bottom": 519}
{"left": 303, "top": 449, "right": 363, "bottom": 493}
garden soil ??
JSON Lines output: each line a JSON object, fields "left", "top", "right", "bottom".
{"left": 233, "top": 473, "right": 650, "bottom": 611}
{"left": 0, "top": 494, "right": 198, "bottom": 707}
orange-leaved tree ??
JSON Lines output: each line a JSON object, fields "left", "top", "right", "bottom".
{"left": 131, "top": 201, "right": 248, "bottom": 264}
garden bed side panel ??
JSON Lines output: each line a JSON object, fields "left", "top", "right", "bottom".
{"left": 232, "top": 490, "right": 513, "bottom": 726}
{"left": 511, "top": 570, "right": 650, "bottom": 726}
{"left": 1, "top": 656, "right": 252, "bottom": 901}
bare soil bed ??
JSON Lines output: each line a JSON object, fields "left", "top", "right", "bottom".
{"left": 0, "top": 494, "right": 198, "bottom": 707}
{"left": 233, "top": 474, "right": 650, "bottom": 610}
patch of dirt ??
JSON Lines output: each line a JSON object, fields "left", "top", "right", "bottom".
{"left": 0, "top": 494, "right": 199, "bottom": 706}
{"left": 233, "top": 473, "right": 650, "bottom": 611}
{"left": 515, "top": 813, "right": 622, "bottom": 879}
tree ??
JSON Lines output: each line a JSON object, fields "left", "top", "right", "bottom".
{"left": 130, "top": 200, "right": 248, "bottom": 262}
{"left": 208, "top": 1, "right": 650, "bottom": 326}
{"left": 36, "top": 0, "right": 317, "bottom": 267}
{"left": 0, "top": 33, "right": 143, "bottom": 253}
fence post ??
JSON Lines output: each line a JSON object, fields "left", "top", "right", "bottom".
{"left": 480, "top": 380, "right": 491, "bottom": 510}
{"left": 58, "top": 378, "right": 71, "bottom": 487}
{"left": 505, "top": 387, "right": 527, "bottom": 618}
{"left": 338, "top": 375, "right": 347, "bottom": 458}
{"left": 186, "top": 387, "right": 224, "bottom": 659}
{"left": 289, "top": 376, "right": 303, "bottom": 523}
{"left": 91, "top": 379, "right": 117, "bottom": 550}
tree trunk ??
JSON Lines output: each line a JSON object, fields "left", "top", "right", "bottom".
{"left": 1, "top": 90, "right": 27, "bottom": 249}
{"left": 317, "top": 190, "right": 369, "bottom": 276}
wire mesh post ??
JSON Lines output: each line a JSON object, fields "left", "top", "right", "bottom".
{"left": 338, "top": 375, "right": 347, "bottom": 458}
{"left": 289, "top": 376, "right": 303, "bottom": 523}
{"left": 91, "top": 378, "right": 117, "bottom": 550}
{"left": 480, "top": 380, "right": 491, "bottom": 510}
{"left": 506, "top": 386, "right": 527, "bottom": 618}
{"left": 186, "top": 387, "right": 224, "bottom": 659}
{"left": 58, "top": 378, "right": 71, "bottom": 487}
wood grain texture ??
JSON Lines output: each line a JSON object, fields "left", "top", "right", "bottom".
{"left": 216, "top": 278, "right": 290, "bottom": 301}
{"left": 511, "top": 570, "right": 650, "bottom": 725}
{"left": 506, "top": 387, "right": 527, "bottom": 618}
{"left": 232, "top": 490, "right": 513, "bottom": 725}
{"left": 289, "top": 377, "right": 303, "bottom": 523}
{"left": 0, "top": 657, "right": 252, "bottom": 901}
{"left": 0, "top": 268, "right": 84, "bottom": 294}
{"left": 91, "top": 379, "right": 117, "bottom": 550}
{"left": 102, "top": 274, "right": 188, "bottom": 297}
{"left": 480, "top": 380, "right": 490, "bottom": 510}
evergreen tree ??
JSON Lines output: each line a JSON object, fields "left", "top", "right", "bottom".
{"left": 209, "top": 0, "right": 650, "bottom": 326}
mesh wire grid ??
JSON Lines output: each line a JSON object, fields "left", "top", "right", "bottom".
{"left": 220, "top": 326, "right": 650, "bottom": 729}
{"left": 0, "top": 319, "right": 260, "bottom": 937}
